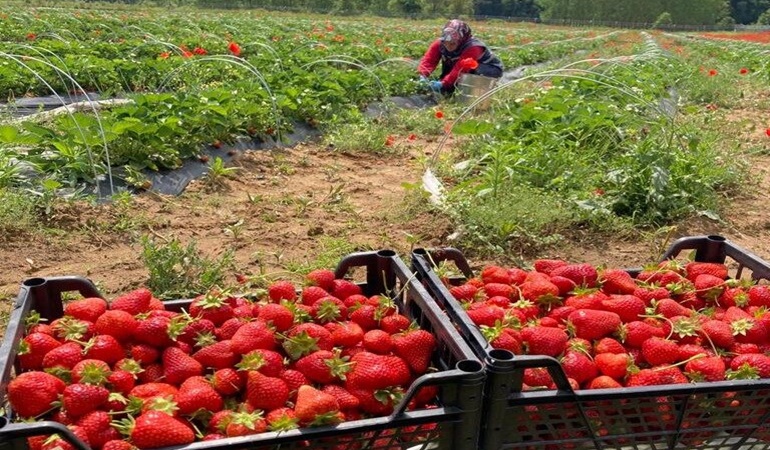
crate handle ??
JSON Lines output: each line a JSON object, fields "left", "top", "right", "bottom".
{"left": 0, "top": 421, "right": 90, "bottom": 450}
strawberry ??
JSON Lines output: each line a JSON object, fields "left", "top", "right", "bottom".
{"left": 265, "top": 407, "right": 299, "bottom": 431}
{"left": 129, "top": 344, "right": 159, "bottom": 365}
{"left": 311, "top": 297, "right": 347, "bottom": 323}
{"left": 587, "top": 375, "right": 623, "bottom": 389}
{"left": 71, "top": 358, "right": 112, "bottom": 385}
{"left": 295, "top": 350, "right": 352, "bottom": 384}
{"left": 729, "top": 353, "right": 770, "bottom": 378}
{"left": 621, "top": 320, "right": 666, "bottom": 348}
{"left": 549, "top": 276, "right": 576, "bottom": 296}
{"left": 245, "top": 371, "right": 289, "bottom": 411}
{"left": 685, "top": 356, "right": 726, "bottom": 382}
{"left": 331, "top": 279, "right": 363, "bottom": 300}
{"left": 481, "top": 265, "right": 513, "bottom": 284}
{"left": 279, "top": 369, "right": 309, "bottom": 399}
{"left": 321, "top": 384, "right": 360, "bottom": 411}
{"left": 625, "top": 368, "right": 666, "bottom": 386}
{"left": 237, "top": 349, "right": 285, "bottom": 376}
{"left": 483, "top": 326, "right": 522, "bottom": 354}
{"left": 700, "top": 319, "right": 735, "bottom": 349}
{"left": 42, "top": 341, "right": 84, "bottom": 370}
{"left": 519, "top": 279, "right": 560, "bottom": 305}
{"left": 294, "top": 385, "right": 341, "bottom": 426}
{"left": 567, "top": 309, "right": 621, "bottom": 341}
{"left": 466, "top": 304, "right": 505, "bottom": 327}
{"left": 17, "top": 332, "right": 62, "bottom": 371}
{"left": 483, "top": 283, "right": 515, "bottom": 299}
{"left": 175, "top": 318, "right": 215, "bottom": 346}
{"left": 215, "top": 317, "right": 246, "bottom": 340}
{"left": 133, "top": 315, "right": 174, "bottom": 348}
{"left": 523, "top": 367, "right": 553, "bottom": 388}
{"left": 448, "top": 284, "right": 479, "bottom": 302}
{"left": 192, "top": 340, "right": 238, "bottom": 369}
{"left": 593, "top": 337, "right": 626, "bottom": 354}
{"left": 391, "top": 328, "right": 436, "bottom": 374}
{"left": 110, "top": 288, "right": 152, "bottom": 315}
{"left": 748, "top": 285, "right": 770, "bottom": 307}
{"left": 42, "top": 425, "right": 91, "bottom": 450}
{"left": 210, "top": 368, "right": 243, "bottom": 396}
{"left": 633, "top": 286, "right": 671, "bottom": 304}
{"left": 62, "top": 383, "right": 110, "bottom": 418}
{"left": 599, "top": 269, "right": 637, "bottom": 295}
{"left": 560, "top": 350, "right": 598, "bottom": 385}
{"left": 594, "top": 352, "right": 631, "bottom": 380}
{"left": 363, "top": 329, "right": 392, "bottom": 354}
{"left": 188, "top": 291, "right": 235, "bottom": 326}
{"left": 533, "top": 259, "right": 568, "bottom": 275}
{"left": 520, "top": 326, "right": 568, "bottom": 357}
{"left": 267, "top": 280, "right": 297, "bottom": 303}
{"left": 65, "top": 297, "right": 108, "bottom": 322}
{"left": 346, "top": 352, "right": 411, "bottom": 390}
{"left": 306, "top": 269, "right": 336, "bottom": 291}
{"left": 641, "top": 336, "right": 680, "bottom": 366}
{"left": 102, "top": 440, "right": 136, "bottom": 450}
{"left": 129, "top": 410, "right": 195, "bottom": 449}
{"left": 7, "top": 371, "right": 65, "bottom": 417}
{"left": 550, "top": 263, "right": 598, "bottom": 288}
{"left": 84, "top": 334, "right": 125, "bottom": 365}
{"left": 94, "top": 310, "right": 138, "bottom": 343}
{"left": 108, "top": 370, "right": 136, "bottom": 396}
{"left": 225, "top": 411, "right": 266, "bottom": 437}
{"left": 230, "top": 320, "right": 277, "bottom": 354}
{"left": 564, "top": 290, "right": 608, "bottom": 309}
{"left": 256, "top": 303, "right": 295, "bottom": 332}
{"left": 600, "top": 295, "right": 646, "bottom": 323}
{"left": 301, "top": 286, "right": 330, "bottom": 306}
{"left": 329, "top": 321, "right": 364, "bottom": 348}
{"left": 347, "top": 385, "right": 401, "bottom": 416}
{"left": 282, "top": 323, "right": 333, "bottom": 359}
{"left": 76, "top": 410, "right": 120, "bottom": 450}
{"left": 174, "top": 376, "right": 224, "bottom": 415}
{"left": 685, "top": 261, "right": 728, "bottom": 282}
{"left": 654, "top": 298, "right": 693, "bottom": 318}
{"left": 694, "top": 274, "right": 726, "bottom": 302}
{"left": 162, "top": 346, "right": 203, "bottom": 385}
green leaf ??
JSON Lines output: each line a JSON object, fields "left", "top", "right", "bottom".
{"left": 452, "top": 120, "right": 495, "bottom": 135}
{"left": 0, "top": 126, "right": 18, "bottom": 143}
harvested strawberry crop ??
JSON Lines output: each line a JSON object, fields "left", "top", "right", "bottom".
{"left": 449, "top": 258, "right": 770, "bottom": 389}
{"left": 7, "top": 268, "right": 440, "bottom": 450}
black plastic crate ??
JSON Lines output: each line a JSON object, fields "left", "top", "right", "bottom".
{"left": 0, "top": 250, "right": 485, "bottom": 450}
{"left": 412, "top": 235, "right": 770, "bottom": 450}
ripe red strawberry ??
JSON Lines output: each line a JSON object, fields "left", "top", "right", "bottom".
{"left": 62, "top": 383, "right": 110, "bottom": 418}
{"left": 76, "top": 410, "right": 121, "bottom": 450}
{"left": 481, "top": 265, "right": 513, "bottom": 284}
{"left": 65, "top": 297, "right": 108, "bottom": 322}
{"left": 533, "top": 259, "right": 568, "bottom": 275}
{"left": 306, "top": 269, "right": 336, "bottom": 291}
{"left": 550, "top": 263, "right": 598, "bottom": 288}
{"left": 268, "top": 280, "right": 297, "bottom": 303}
{"left": 279, "top": 369, "right": 309, "bottom": 399}
{"left": 587, "top": 375, "right": 623, "bottom": 389}
{"left": 108, "top": 369, "right": 136, "bottom": 396}
{"left": 654, "top": 298, "right": 693, "bottom": 318}
{"left": 301, "top": 286, "right": 330, "bottom": 306}
{"left": 294, "top": 385, "right": 341, "bottom": 426}
{"left": 519, "top": 279, "right": 560, "bottom": 304}
{"left": 564, "top": 290, "right": 608, "bottom": 309}
{"left": 483, "top": 326, "right": 522, "bottom": 354}
{"left": 311, "top": 297, "right": 347, "bottom": 323}
{"left": 256, "top": 303, "right": 295, "bottom": 332}
{"left": 331, "top": 279, "right": 363, "bottom": 301}
{"left": 175, "top": 318, "right": 216, "bottom": 346}
{"left": 321, "top": 384, "right": 360, "bottom": 411}
{"left": 206, "top": 368, "right": 241, "bottom": 396}
{"left": 42, "top": 341, "right": 84, "bottom": 370}
{"left": 192, "top": 340, "right": 238, "bottom": 369}
{"left": 110, "top": 288, "right": 152, "bottom": 315}
{"left": 128, "top": 343, "right": 159, "bottom": 365}
{"left": 685, "top": 262, "right": 728, "bottom": 282}
{"left": 622, "top": 320, "right": 666, "bottom": 348}
{"left": 594, "top": 352, "right": 631, "bottom": 380}
{"left": 567, "top": 309, "right": 621, "bottom": 341}
{"left": 466, "top": 304, "right": 505, "bottom": 327}
{"left": 346, "top": 352, "right": 411, "bottom": 390}
{"left": 188, "top": 291, "right": 235, "bottom": 326}
{"left": 295, "top": 350, "right": 352, "bottom": 384}
{"left": 102, "top": 440, "right": 135, "bottom": 450}
{"left": 237, "top": 348, "right": 285, "bottom": 376}
{"left": 748, "top": 285, "right": 770, "bottom": 307}
{"left": 523, "top": 367, "right": 553, "bottom": 388}
{"left": 560, "top": 350, "right": 598, "bottom": 385}
{"left": 593, "top": 337, "right": 626, "bottom": 354}
{"left": 245, "top": 371, "right": 289, "bottom": 411}
{"left": 392, "top": 329, "right": 436, "bottom": 374}
{"left": 328, "top": 321, "right": 364, "bottom": 348}
{"left": 601, "top": 295, "right": 646, "bottom": 323}
{"left": 694, "top": 274, "right": 726, "bottom": 302}
{"left": 685, "top": 356, "right": 726, "bottom": 382}
{"left": 520, "top": 326, "right": 568, "bottom": 357}
{"left": 17, "top": 332, "right": 62, "bottom": 371}
{"left": 265, "top": 407, "right": 299, "bottom": 431}
{"left": 633, "top": 286, "right": 670, "bottom": 304}
{"left": 641, "top": 336, "right": 680, "bottom": 366}
{"left": 8, "top": 371, "right": 65, "bottom": 417}
{"left": 549, "top": 276, "right": 576, "bottom": 296}
{"left": 700, "top": 319, "right": 735, "bottom": 349}
{"left": 483, "top": 283, "right": 514, "bottom": 299}
{"left": 730, "top": 353, "right": 770, "bottom": 378}
{"left": 84, "top": 334, "right": 125, "bottom": 365}
{"left": 41, "top": 425, "right": 91, "bottom": 450}
{"left": 133, "top": 315, "right": 174, "bottom": 348}
{"left": 129, "top": 410, "right": 195, "bottom": 449}
{"left": 94, "top": 310, "right": 138, "bottom": 343}
{"left": 282, "top": 323, "right": 333, "bottom": 359}
{"left": 162, "top": 346, "right": 203, "bottom": 385}
{"left": 599, "top": 269, "right": 637, "bottom": 295}
{"left": 448, "top": 283, "right": 479, "bottom": 302}
{"left": 230, "top": 320, "right": 276, "bottom": 354}
{"left": 363, "top": 329, "right": 392, "bottom": 354}
{"left": 175, "top": 376, "right": 224, "bottom": 415}
{"left": 71, "top": 358, "right": 112, "bottom": 385}
{"left": 225, "top": 411, "right": 267, "bottom": 437}
{"left": 625, "top": 368, "right": 666, "bottom": 386}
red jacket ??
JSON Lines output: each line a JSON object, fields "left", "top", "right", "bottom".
{"left": 417, "top": 40, "right": 484, "bottom": 89}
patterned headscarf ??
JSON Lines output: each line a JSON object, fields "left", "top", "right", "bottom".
{"left": 440, "top": 19, "right": 472, "bottom": 45}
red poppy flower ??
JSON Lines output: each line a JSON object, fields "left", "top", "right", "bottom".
{"left": 740, "top": 67, "right": 749, "bottom": 75}
{"left": 193, "top": 47, "right": 207, "bottom": 55}
{"left": 181, "top": 50, "right": 193, "bottom": 58}
{"left": 26, "top": 32, "right": 36, "bottom": 40}
{"left": 766, "top": 128, "right": 770, "bottom": 138}
{"left": 159, "top": 51, "right": 171, "bottom": 59}
{"left": 435, "top": 111, "right": 444, "bottom": 119}
{"left": 228, "top": 42, "right": 241, "bottom": 57}
{"left": 385, "top": 135, "right": 395, "bottom": 146}
{"left": 594, "top": 188, "right": 605, "bottom": 196}
{"left": 408, "top": 134, "right": 416, "bottom": 141}
{"left": 708, "top": 69, "right": 718, "bottom": 76}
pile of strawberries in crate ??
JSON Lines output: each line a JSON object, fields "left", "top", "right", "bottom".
{"left": 450, "top": 259, "right": 770, "bottom": 389}
{"left": 8, "top": 269, "right": 438, "bottom": 450}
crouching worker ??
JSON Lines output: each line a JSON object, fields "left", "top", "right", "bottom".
{"left": 417, "top": 19, "right": 504, "bottom": 95}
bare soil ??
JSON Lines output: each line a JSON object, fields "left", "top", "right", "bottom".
{"left": 2, "top": 96, "right": 770, "bottom": 303}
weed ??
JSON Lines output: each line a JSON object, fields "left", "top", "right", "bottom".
{"left": 140, "top": 235, "right": 235, "bottom": 299}
{"left": 204, "top": 157, "right": 238, "bottom": 190}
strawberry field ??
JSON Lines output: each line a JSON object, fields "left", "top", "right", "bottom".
{"left": 5, "top": 4, "right": 770, "bottom": 450}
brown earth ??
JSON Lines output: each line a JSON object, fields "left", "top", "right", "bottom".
{"left": 2, "top": 94, "right": 770, "bottom": 304}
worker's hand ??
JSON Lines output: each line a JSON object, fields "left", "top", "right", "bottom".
{"left": 429, "top": 80, "right": 443, "bottom": 92}
{"left": 419, "top": 75, "right": 429, "bottom": 84}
